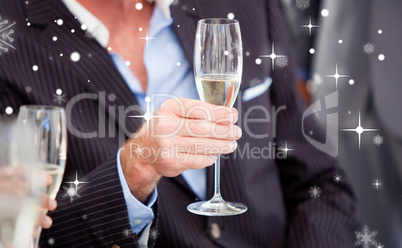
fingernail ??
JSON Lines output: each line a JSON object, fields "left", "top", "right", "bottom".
{"left": 226, "top": 113, "right": 234, "bottom": 121}
{"left": 235, "top": 126, "right": 242, "bottom": 138}
{"left": 45, "top": 216, "right": 52, "bottom": 227}
{"left": 230, "top": 141, "right": 238, "bottom": 151}
{"left": 49, "top": 198, "right": 57, "bottom": 209}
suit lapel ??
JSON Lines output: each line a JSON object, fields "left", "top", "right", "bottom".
{"left": 24, "top": 0, "right": 143, "bottom": 135}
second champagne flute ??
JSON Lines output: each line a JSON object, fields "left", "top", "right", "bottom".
{"left": 187, "top": 18, "right": 247, "bottom": 216}
{"left": 17, "top": 105, "right": 67, "bottom": 247}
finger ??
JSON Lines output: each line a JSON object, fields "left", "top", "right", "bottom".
{"left": 182, "top": 119, "right": 242, "bottom": 140}
{"left": 160, "top": 98, "right": 237, "bottom": 123}
{"left": 38, "top": 215, "right": 53, "bottom": 229}
{"left": 0, "top": 181, "right": 29, "bottom": 196}
{"left": 0, "top": 166, "right": 27, "bottom": 180}
{"left": 41, "top": 195, "right": 57, "bottom": 211}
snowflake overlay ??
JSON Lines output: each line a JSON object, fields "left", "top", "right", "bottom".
{"left": 275, "top": 56, "right": 288, "bottom": 68}
{"left": 309, "top": 186, "right": 321, "bottom": 198}
{"left": 373, "top": 134, "right": 383, "bottom": 146}
{"left": 0, "top": 17, "right": 16, "bottom": 55}
{"left": 249, "top": 78, "right": 261, "bottom": 87}
{"left": 166, "top": 42, "right": 178, "bottom": 55}
{"left": 53, "top": 92, "right": 66, "bottom": 105}
{"left": 296, "top": 0, "right": 310, "bottom": 10}
{"left": 312, "top": 72, "right": 323, "bottom": 86}
{"left": 48, "top": 238, "right": 55, "bottom": 245}
{"left": 363, "top": 43, "right": 374, "bottom": 54}
{"left": 334, "top": 175, "right": 342, "bottom": 183}
{"left": 62, "top": 185, "right": 81, "bottom": 202}
{"left": 122, "top": 228, "right": 133, "bottom": 238}
{"left": 355, "top": 226, "right": 379, "bottom": 248}
{"left": 149, "top": 228, "right": 159, "bottom": 240}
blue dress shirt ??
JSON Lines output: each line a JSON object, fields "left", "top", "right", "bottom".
{"left": 112, "top": 4, "right": 207, "bottom": 234}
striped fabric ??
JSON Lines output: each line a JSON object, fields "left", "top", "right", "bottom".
{"left": 0, "top": 0, "right": 359, "bottom": 247}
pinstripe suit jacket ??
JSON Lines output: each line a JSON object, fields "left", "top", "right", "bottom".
{"left": 0, "top": 0, "right": 359, "bottom": 247}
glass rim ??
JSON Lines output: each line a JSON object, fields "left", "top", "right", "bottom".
{"left": 19, "top": 105, "right": 65, "bottom": 111}
{"left": 198, "top": 18, "right": 239, "bottom": 25}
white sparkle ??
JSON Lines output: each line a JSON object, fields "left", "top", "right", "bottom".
{"left": 338, "top": 39, "right": 343, "bottom": 44}
{"left": 278, "top": 142, "right": 294, "bottom": 158}
{"left": 349, "top": 79, "right": 355, "bottom": 85}
{"left": 355, "top": 226, "right": 378, "bottom": 248}
{"left": 312, "top": 72, "right": 323, "bottom": 86}
{"left": 150, "top": 228, "right": 159, "bottom": 240}
{"left": 301, "top": 17, "right": 319, "bottom": 36}
{"left": 48, "top": 238, "right": 55, "bottom": 245}
{"left": 65, "top": 170, "right": 89, "bottom": 194}
{"left": 122, "top": 228, "right": 132, "bottom": 238}
{"left": 309, "top": 48, "right": 315, "bottom": 54}
{"left": 70, "top": 52, "right": 80, "bottom": 62}
{"left": 324, "top": 63, "right": 349, "bottom": 89}
{"left": 56, "top": 89, "right": 62, "bottom": 95}
{"left": 309, "top": 186, "right": 321, "bottom": 198}
{"left": 125, "top": 61, "right": 131, "bottom": 66}
{"left": 5, "top": 106, "right": 13, "bottom": 115}
{"left": 373, "top": 134, "right": 383, "bottom": 146}
{"left": 321, "top": 9, "right": 329, "bottom": 17}
{"left": 260, "top": 43, "right": 286, "bottom": 70}
{"left": 128, "top": 96, "right": 165, "bottom": 135}
{"left": 56, "top": 19, "right": 63, "bottom": 26}
{"left": 227, "top": 13, "right": 235, "bottom": 20}
{"left": 176, "top": 62, "right": 181, "bottom": 66}
{"left": 139, "top": 27, "right": 143, "bottom": 31}
{"left": 372, "top": 179, "right": 383, "bottom": 190}
{"left": 27, "top": 22, "right": 31, "bottom": 26}
{"left": 378, "top": 54, "right": 385, "bottom": 61}
{"left": 255, "top": 58, "right": 262, "bottom": 65}
{"left": 81, "top": 24, "right": 87, "bottom": 30}
{"left": 378, "top": 30, "right": 382, "bottom": 34}
{"left": 52, "top": 36, "right": 57, "bottom": 41}
{"left": 138, "top": 31, "right": 155, "bottom": 45}
{"left": 334, "top": 175, "right": 342, "bottom": 183}
{"left": 135, "top": 3, "right": 143, "bottom": 10}
{"left": 245, "top": 51, "right": 250, "bottom": 56}
{"left": 107, "top": 47, "right": 112, "bottom": 51}
{"left": 32, "top": 65, "right": 39, "bottom": 71}
{"left": 341, "top": 111, "right": 379, "bottom": 149}
{"left": 71, "top": 29, "right": 75, "bottom": 33}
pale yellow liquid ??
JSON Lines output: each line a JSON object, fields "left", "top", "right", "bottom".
{"left": 44, "top": 164, "right": 64, "bottom": 200}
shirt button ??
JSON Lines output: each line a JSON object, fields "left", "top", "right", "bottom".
{"left": 134, "top": 219, "right": 142, "bottom": 225}
{"left": 112, "top": 245, "right": 120, "bottom": 248}
{"left": 210, "top": 223, "right": 221, "bottom": 239}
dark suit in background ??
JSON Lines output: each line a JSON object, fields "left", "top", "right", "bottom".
{"left": 313, "top": 0, "right": 402, "bottom": 247}
{"left": 0, "top": 0, "right": 359, "bottom": 247}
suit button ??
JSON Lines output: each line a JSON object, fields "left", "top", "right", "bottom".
{"left": 210, "top": 223, "right": 221, "bottom": 239}
{"left": 112, "top": 245, "right": 120, "bottom": 248}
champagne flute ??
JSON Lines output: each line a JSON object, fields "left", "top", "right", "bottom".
{"left": 17, "top": 105, "right": 67, "bottom": 247}
{"left": 0, "top": 120, "right": 42, "bottom": 248}
{"left": 187, "top": 18, "right": 247, "bottom": 216}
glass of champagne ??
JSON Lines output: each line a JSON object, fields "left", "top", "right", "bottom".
{"left": 17, "top": 105, "right": 67, "bottom": 247}
{"left": 187, "top": 18, "right": 247, "bottom": 216}
{"left": 0, "top": 120, "right": 42, "bottom": 248}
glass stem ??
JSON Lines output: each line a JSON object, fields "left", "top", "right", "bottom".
{"left": 210, "top": 154, "right": 224, "bottom": 203}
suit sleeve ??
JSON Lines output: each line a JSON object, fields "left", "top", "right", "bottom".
{"left": 267, "top": 0, "right": 361, "bottom": 247}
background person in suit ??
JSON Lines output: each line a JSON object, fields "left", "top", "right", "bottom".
{"left": 0, "top": 0, "right": 360, "bottom": 247}
{"left": 312, "top": 0, "right": 402, "bottom": 247}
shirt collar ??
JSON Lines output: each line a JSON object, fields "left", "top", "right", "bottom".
{"left": 61, "top": 0, "right": 174, "bottom": 48}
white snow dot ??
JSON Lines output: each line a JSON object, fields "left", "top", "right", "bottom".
{"left": 255, "top": 58, "right": 262, "bottom": 65}
{"left": 245, "top": 51, "right": 250, "bottom": 56}
{"left": 57, "top": 19, "right": 63, "bottom": 26}
{"left": 348, "top": 111, "right": 351, "bottom": 114}
{"left": 70, "top": 52, "right": 80, "bottom": 62}
{"left": 27, "top": 22, "right": 31, "bottom": 26}
{"left": 81, "top": 24, "right": 87, "bottom": 30}
{"left": 321, "top": 9, "right": 329, "bottom": 17}
{"left": 32, "top": 65, "right": 39, "bottom": 71}
{"left": 177, "top": 25, "right": 180, "bottom": 28}
{"left": 71, "top": 29, "right": 75, "bottom": 33}
{"left": 224, "top": 50, "right": 229, "bottom": 56}
{"left": 145, "top": 96, "right": 151, "bottom": 103}
{"left": 5, "top": 107, "right": 13, "bottom": 115}
{"left": 192, "top": 8, "right": 195, "bottom": 11}
{"left": 139, "top": 27, "right": 143, "bottom": 31}
{"left": 60, "top": 53, "right": 63, "bottom": 57}
{"left": 309, "top": 48, "right": 315, "bottom": 54}
{"left": 227, "top": 13, "right": 235, "bottom": 20}
{"left": 378, "top": 29, "right": 382, "bottom": 34}
{"left": 349, "top": 79, "right": 355, "bottom": 85}
{"left": 378, "top": 54, "right": 385, "bottom": 61}
{"left": 176, "top": 62, "right": 181, "bottom": 66}
{"left": 25, "top": 86, "right": 32, "bottom": 92}
{"left": 56, "top": 89, "right": 62, "bottom": 95}
{"left": 107, "top": 47, "right": 112, "bottom": 51}
{"left": 125, "top": 61, "right": 131, "bottom": 66}
{"left": 108, "top": 94, "right": 116, "bottom": 101}
{"left": 52, "top": 36, "right": 57, "bottom": 41}
{"left": 338, "top": 39, "right": 343, "bottom": 44}
{"left": 135, "top": 3, "right": 143, "bottom": 10}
